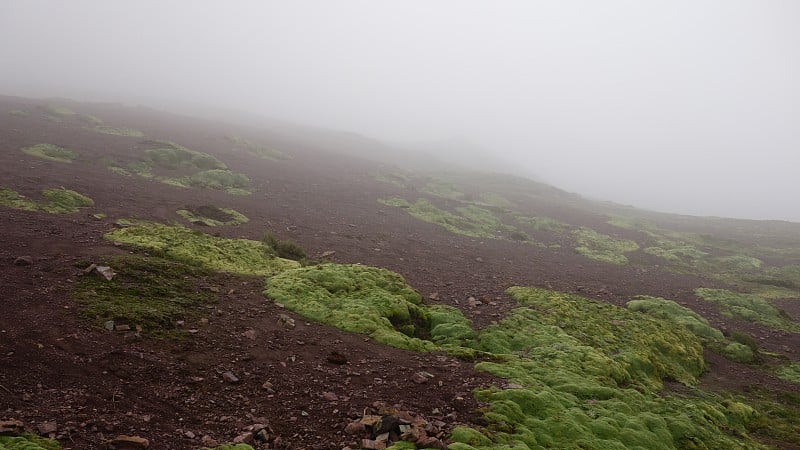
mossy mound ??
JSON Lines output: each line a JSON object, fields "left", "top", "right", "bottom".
{"left": 74, "top": 255, "right": 216, "bottom": 337}
{"left": 177, "top": 205, "right": 249, "bottom": 226}
{"left": 422, "top": 180, "right": 465, "bottom": 200}
{"left": 21, "top": 143, "right": 77, "bottom": 163}
{"left": 265, "top": 264, "right": 474, "bottom": 352}
{"left": 106, "top": 222, "right": 298, "bottom": 276}
{"left": 89, "top": 125, "right": 144, "bottom": 137}
{"left": 378, "top": 197, "right": 517, "bottom": 239}
{"left": 573, "top": 228, "right": 639, "bottom": 265}
{"left": 0, "top": 434, "right": 60, "bottom": 449}
{"left": 777, "top": 362, "right": 800, "bottom": 384}
{"left": 226, "top": 135, "right": 288, "bottom": 160}
{"left": 695, "top": 288, "right": 799, "bottom": 332}
{"left": 143, "top": 140, "right": 226, "bottom": 171}
{"left": 185, "top": 169, "right": 251, "bottom": 194}
{"left": 514, "top": 215, "right": 569, "bottom": 232}
{"left": 627, "top": 296, "right": 724, "bottom": 341}
{"left": 0, "top": 187, "right": 93, "bottom": 214}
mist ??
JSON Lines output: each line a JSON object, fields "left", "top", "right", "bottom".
{"left": 2, "top": 1, "right": 798, "bottom": 221}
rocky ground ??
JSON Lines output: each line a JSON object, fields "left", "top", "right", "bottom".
{"left": 0, "top": 96, "right": 798, "bottom": 449}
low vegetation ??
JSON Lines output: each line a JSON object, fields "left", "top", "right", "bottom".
{"left": 0, "top": 187, "right": 93, "bottom": 213}
{"left": 8, "top": 109, "right": 30, "bottom": 117}
{"left": 261, "top": 232, "right": 308, "bottom": 261}
{"left": 573, "top": 227, "right": 639, "bottom": 264}
{"left": 0, "top": 434, "right": 60, "bottom": 449}
{"left": 514, "top": 214, "right": 569, "bottom": 232}
{"left": 21, "top": 143, "right": 77, "bottom": 163}
{"left": 105, "top": 222, "right": 298, "bottom": 276}
{"left": 89, "top": 125, "right": 144, "bottom": 137}
{"left": 421, "top": 180, "right": 465, "bottom": 200}
{"left": 776, "top": 363, "right": 800, "bottom": 384}
{"left": 626, "top": 295, "right": 724, "bottom": 341}
{"left": 177, "top": 205, "right": 249, "bottom": 226}
{"left": 74, "top": 255, "right": 216, "bottom": 337}
{"left": 695, "top": 288, "right": 799, "bottom": 332}
{"left": 143, "top": 140, "right": 226, "bottom": 171}
{"left": 225, "top": 135, "right": 288, "bottom": 160}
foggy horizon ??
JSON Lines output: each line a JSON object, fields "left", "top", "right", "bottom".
{"left": 2, "top": 1, "right": 798, "bottom": 222}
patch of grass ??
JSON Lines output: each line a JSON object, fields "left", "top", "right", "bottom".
{"left": 177, "top": 205, "right": 249, "bottom": 226}
{"left": 776, "top": 362, "right": 800, "bottom": 384}
{"left": 573, "top": 227, "right": 639, "bottom": 265}
{"left": 76, "top": 113, "right": 103, "bottom": 125}
{"left": 105, "top": 222, "right": 298, "bottom": 276}
{"left": 265, "top": 263, "right": 474, "bottom": 353}
{"left": 0, "top": 434, "right": 60, "bottom": 449}
{"left": 695, "top": 288, "right": 799, "bottom": 332}
{"left": 422, "top": 180, "right": 465, "bottom": 200}
{"left": 144, "top": 140, "right": 226, "bottom": 170}
{"left": 44, "top": 104, "right": 75, "bottom": 117}
{"left": 379, "top": 197, "right": 505, "bottom": 239}
{"left": 0, "top": 187, "right": 93, "bottom": 214}
{"left": 627, "top": 296, "right": 724, "bottom": 341}
{"left": 514, "top": 215, "right": 569, "bottom": 232}
{"left": 261, "top": 232, "right": 307, "bottom": 261}
{"left": 225, "top": 135, "right": 288, "bottom": 160}
{"left": 185, "top": 169, "right": 251, "bottom": 194}
{"left": 89, "top": 125, "right": 144, "bottom": 137}
{"left": 21, "top": 143, "right": 77, "bottom": 163}
{"left": 722, "top": 342, "right": 755, "bottom": 363}
{"left": 477, "top": 192, "right": 514, "bottom": 209}
{"left": 8, "top": 109, "right": 30, "bottom": 117}
{"left": 74, "top": 255, "right": 216, "bottom": 337}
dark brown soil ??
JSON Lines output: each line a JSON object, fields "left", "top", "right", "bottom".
{"left": 1, "top": 96, "right": 798, "bottom": 449}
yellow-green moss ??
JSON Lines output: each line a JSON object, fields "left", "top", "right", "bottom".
{"left": 0, "top": 187, "right": 93, "bottom": 214}
{"left": 695, "top": 288, "right": 800, "bottom": 332}
{"left": 225, "top": 135, "right": 288, "bottom": 160}
{"left": 627, "top": 296, "right": 724, "bottom": 341}
{"left": 573, "top": 228, "right": 639, "bottom": 265}
{"left": 105, "top": 222, "right": 298, "bottom": 276}
{"left": 21, "top": 143, "right": 77, "bottom": 163}
{"left": 89, "top": 125, "right": 144, "bottom": 137}
{"left": 177, "top": 206, "right": 249, "bottom": 226}
{"left": 0, "top": 434, "right": 60, "bottom": 449}
{"left": 378, "top": 197, "right": 510, "bottom": 239}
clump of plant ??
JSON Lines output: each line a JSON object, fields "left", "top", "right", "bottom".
{"left": 261, "top": 232, "right": 307, "bottom": 261}
{"left": 76, "top": 113, "right": 103, "bottom": 125}
{"left": 89, "top": 125, "right": 144, "bottom": 137}
{"left": 695, "top": 288, "right": 799, "bottom": 332}
{"left": 225, "top": 134, "right": 288, "bottom": 160}
{"left": 21, "top": 143, "right": 77, "bottom": 163}
{"left": 177, "top": 205, "right": 249, "bottom": 226}
{"left": 8, "top": 109, "right": 30, "bottom": 117}
{"left": 106, "top": 222, "right": 298, "bottom": 276}
{"left": 44, "top": 104, "right": 75, "bottom": 118}
{"left": 573, "top": 227, "right": 639, "bottom": 264}
{"left": 422, "top": 179, "right": 465, "bottom": 200}
{"left": 0, "top": 434, "right": 60, "bottom": 449}
{"left": 74, "top": 255, "right": 216, "bottom": 337}
{"left": 143, "top": 140, "right": 226, "bottom": 170}
{"left": 627, "top": 295, "right": 724, "bottom": 341}
{"left": 265, "top": 263, "right": 474, "bottom": 352}
{"left": 514, "top": 214, "right": 569, "bottom": 232}
{"left": 0, "top": 187, "right": 93, "bottom": 214}
{"left": 776, "top": 362, "right": 800, "bottom": 384}
{"left": 378, "top": 197, "right": 511, "bottom": 239}
{"left": 186, "top": 169, "right": 251, "bottom": 195}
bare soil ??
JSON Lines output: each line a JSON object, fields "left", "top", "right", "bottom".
{"left": 1, "top": 96, "right": 798, "bottom": 449}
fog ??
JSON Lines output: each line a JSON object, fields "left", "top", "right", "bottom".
{"left": 2, "top": 1, "right": 799, "bottom": 221}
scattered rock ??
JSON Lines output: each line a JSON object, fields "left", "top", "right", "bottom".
{"left": 222, "top": 371, "right": 240, "bottom": 383}
{"left": 243, "top": 329, "right": 257, "bottom": 340}
{"left": 233, "top": 432, "right": 254, "bottom": 444}
{"left": 344, "top": 421, "right": 365, "bottom": 435}
{"left": 115, "top": 324, "right": 131, "bottom": 332}
{"left": 278, "top": 314, "right": 295, "bottom": 329}
{"left": 361, "top": 439, "right": 386, "bottom": 450}
{"left": 410, "top": 372, "right": 431, "bottom": 384}
{"left": 262, "top": 381, "right": 275, "bottom": 393}
{"left": 428, "top": 292, "right": 439, "bottom": 300}
{"left": 13, "top": 256, "right": 33, "bottom": 266}
{"left": 104, "top": 435, "right": 150, "bottom": 449}
{"left": 37, "top": 421, "right": 57, "bottom": 435}
{"left": 320, "top": 250, "right": 336, "bottom": 258}
{"left": 322, "top": 391, "right": 338, "bottom": 402}
{"left": 184, "top": 431, "right": 195, "bottom": 439}
{"left": 326, "top": 351, "right": 348, "bottom": 365}
{"left": 104, "top": 320, "right": 115, "bottom": 331}
{"left": 0, "top": 419, "right": 26, "bottom": 435}
{"left": 200, "top": 435, "right": 219, "bottom": 447}
{"left": 467, "top": 297, "right": 482, "bottom": 308}
{"left": 94, "top": 265, "right": 116, "bottom": 281}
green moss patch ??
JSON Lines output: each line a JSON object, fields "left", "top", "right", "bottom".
{"left": 0, "top": 187, "right": 93, "bottom": 214}
{"left": 44, "top": 104, "right": 75, "bottom": 118}
{"left": 21, "top": 143, "right": 77, "bottom": 163}
{"left": 143, "top": 140, "right": 226, "bottom": 171}
{"left": 226, "top": 135, "right": 288, "bottom": 160}
{"left": 378, "top": 197, "right": 518, "bottom": 239}
{"left": 422, "top": 180, "right": 465, "bottom": 200}
{"left": 8, "top": 109, "right": 30, "bottom": 117}
{"left": 106, "top": 222, "right": 298, "bottom": 276}
{"left": 776, "top": 363, "right": 800, "bottom": 384}
{"left": 695, "top": 288, "right": 799, "bottom": 332}
{"left": 266, "top": 264, "right": 475, "bottom": 352}
{"left": 573, "top": 228, "right": 639, "bottom": 264}
{"left": 74, "top": 255, "right": 216, "bottom": 337}
{"left": 177, "top": 205, "right": 249, "bottom": 226}
{"left": 89, "top": 125, "right": 144, "bottom": 137}
{"left": 0, "top": 435, "right": 60, "bottom": 449}
{"left": 627, "top": 296, "right": 724, "bottom": 341}
{"left": 514, "top": 215, "right": 569, "bottom": 232}
{"left": 184, "top": 169, "right": 252, "bottom": 195}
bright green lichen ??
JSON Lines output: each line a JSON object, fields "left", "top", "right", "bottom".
{"left": 177, "top": 205, "right": 249, "bottom": 226}
{"left": 21, "top": 143, "right": 77, "bottom": 163}
{"left": 0, "top": 434, "right": 60, "bottom": 449}
{"left": 573, "top": 228, "right": 639, "bottom": 265}
{"left": 695, "top": 288, "right": 799, "bottom": 332}
{"left": 105, "top": 222, "right": 298, "bottom": 276}
{"left": 627, "top": 296, "right": 724, "bottom": 341}
{"left": 378, "top": 197, "right": 507, "bottom": 239}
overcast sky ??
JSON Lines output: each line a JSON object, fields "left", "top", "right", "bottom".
{"left": 2, "top": 1, "right": 798, "bottom": 221}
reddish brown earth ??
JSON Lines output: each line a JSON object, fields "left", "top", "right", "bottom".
{"left": 1, "top": 96, "right": 799, "bottom": 449}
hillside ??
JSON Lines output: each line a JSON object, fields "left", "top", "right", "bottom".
{"left": 1, "top": 96, "right": 799, "bottom": 449}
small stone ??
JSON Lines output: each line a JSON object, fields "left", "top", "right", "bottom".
{"left": 233, "top": 432, "right": 253, "bottom": 444}
{"left": 94, "top": 266, "right": 116, "bottom": 281}
{"left": 428, "top": 292, "right": 439, "bottom": 300}
{"left": 262, "top": 381, "right": 275, "bottom": 392}
{"left": 410, "top": 372, "right": 429, "bottom": 384}
{"left": 199, "top": 318, "right": 209, "bottom": 325}
{"left": 322, "top": 391, "right": 338, "bottom": 402}
{"left": 0, "top": 419, "right": 25, "bottom": 435}
{"left": 375, "top": 432, "right": 390, "bottom": 442}
{"left": 361, "top": 439, "right": 386, "bottom": 450}
{"left": 344, "top": 421, "right": 365, "bottom": 435}
{"left": 467, "top": 297, "right": 482, "bottom": 308}
{"left": 200, "top": 435, "right": 219, "bottom": 447}
{"left": 222, "top": 371, "right": 240, "bottom": 383}
{"left": 184, "top": 431, "right": 195, "bottom": 439}
{"left": 243, "top": 329, "right": 257, "bottom": 340}
{"left": 37, "top": 421, "right": 57, "bottom": 435}
{"left": 13, "top": 256, "right": 33, "bottom": 266}
{"left": 320, "top": 250, "right": 336, "bottom": 258}
{"left": 278, "top": 314, "right": 295, "bottom": 329}
{"left": 104, "top": 435, "right": 150, "bottom": 449}
{"left": 255, "top": 429, "right": 269, "bottom": 442}
{"left": 104, "top": 320, "right": 115, "bottom": 331}
{"left": 115, "top": 324, "right": 131, "bottom": 332}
